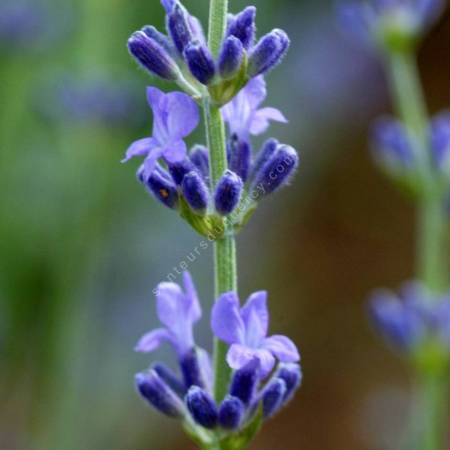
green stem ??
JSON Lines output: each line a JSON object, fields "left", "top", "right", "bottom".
{"left": 384, "top": 49, "right": 449, "bottom": 450}
{"left": 204, "top": 0, "right": 236, "bottom": 406}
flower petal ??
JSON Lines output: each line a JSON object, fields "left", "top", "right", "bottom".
{"left": 165, "top": 91, "right": 200, "bottom": 139}
{"left": 134, "top": 328, "right": 173, "bottom": 352}
{"left": 182, "top": 271, "right": 202, "bottom": 322}
{"left": 141, "top": 147, "right": 164, "bottom": 179}
{"left": 241, "top": 291, "right": 269, "bottom": 346}
{"left": 255, "top": 348, "right": 276, "bottom": 377}
{"left": 250, "top": 107, "right": 288, "bottom": 135}
{"left": 263, "top": 335, "right": 300, "bottom": 363}
{"left": 244, "top": 76, "right": 267, "bottom": 110}
{"left": 211, "top": 292, "right": 245, "bottom": 344}
{"left": 226, "top": 343, "right": 258, "bottom": 370}
{"left": 156, "top": 282, "right": 195, "bottom": 350}
{"left": 122, "top": 137, "right": 158, "bottom": 163}
{"left": 163, "top": 139, "right": 187, "bottom": 164}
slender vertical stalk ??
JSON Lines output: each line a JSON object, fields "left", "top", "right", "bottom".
{"left": 204, "top": 0, "right": 236, "bottom": 405}
{"left": 384, "top": 50, "right": 449, "bottom": 450}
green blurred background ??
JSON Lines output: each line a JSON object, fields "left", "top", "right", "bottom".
{"left": 1, "top": 0, "right": 449, "bottom": 449}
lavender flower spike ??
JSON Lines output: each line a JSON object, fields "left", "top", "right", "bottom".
{"left": 135, "top": 271, "right": 201, "bottom": 358}
{"left": 221, "top": 76, "right": 287, "bottom": 142}
{"left": 211, "top": 291, "right": 300, "bottom": 377}
{"left": 123, "top": 87, "right": 199, "bottom": 178}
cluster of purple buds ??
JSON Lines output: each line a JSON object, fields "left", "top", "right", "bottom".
{"left": 135, "top": 273, "right": 301, "bottom": 445}
{"left": 369, "top": 281, "right": 450, "bottom": 359}
{"left": 127, "top": 1, "right": 290, "bottom": 104}
{"left": 337, "top": 0, "right": 445, "bottom": 52}
{"left": 371, "top": 113, "right": 450, "bottom": 197}
{"left": 124, "top": 78, "right": 299, "bottom": 238}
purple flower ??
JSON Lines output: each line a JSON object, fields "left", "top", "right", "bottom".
{"left": 123, "top": 87, "right": 199, "bottom": 177}
{"left": 221, "top": 76, "right": 287, "bottom": 141}
{"left": 135, "top": 271, "right": 201, "bottom": 357}
{"left": 431, "top": 111, "right": 450, "bottom": 175}
{"left": 211, "top": 291, "right": 300, "bottom": 377}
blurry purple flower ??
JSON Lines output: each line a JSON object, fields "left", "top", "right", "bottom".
{"left": 135, "top": 272, "right": 201, "bottom": 357}
{"left": 123, "top": 87, "right": 199, "bottom": 177}
{"left": 369, "top": 281, "right": 450, "bottom": 352}
{"left": 431, "top": 111, "right": 450, "bottom": 174}
{"left": 337, "top": 0, "right": 445, "bottom": 46}
{"left": 221, "top": 76, "right": 287, "bottom": 141}
{"left": 161, "top": 0, "right": 176, "bottom": 13}
{"left": 211, "top": 291, "right": 300, "bottom": 377}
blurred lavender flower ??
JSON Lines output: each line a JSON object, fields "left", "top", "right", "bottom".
{"left": 337, "top": 0, "right": 445, "bottom": 51}
{"left": 221, "top": 76, "right": 287, "bottom": 143}
{"left": 0, "top": 0, "right": 73, "bottom": 54}
{"left": 123, "top": 87, "right": 199, "bottom": 178}
{"left": 372, "top": 114, "right": 450, "bottom": 189}
{"left": 369, "top": 281, "right": 450, "bottom": 353}
{"left": 211, "top": 291, "right": 300, "bottom": 377}
{"left": 36, "top": 74, "right": 143, "bottom": 127}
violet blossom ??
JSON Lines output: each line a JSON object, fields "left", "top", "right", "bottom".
{"left": 211, "top": 290, "right": 300, "bottom": 377}
{"left": 122, "top": 87, "right": 199, "bottom": 178}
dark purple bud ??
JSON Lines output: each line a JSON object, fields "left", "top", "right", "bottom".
{"left": 214, "top": 170, "right": 243, "bottom": 216}
{"left": 276, "top": 363, "right": 302, "bottom": 403}
{"left": 167, "top": 3, "right": 193, "bottom": 54}
{"left": 228, "top": 134, "right": 251, "bottom": 182}
{"left": 145, "top": 166, "right": 179, "bottom": 209}
{"left": 182, "top": 171, "right": 209, "bottom": 214}
{"left": 218, "top": 395, "right": 245, "bottom": 430}
{"left": 218, "top": 36, "right": 244, "bottom": 79}
{"left": 168, "top": 158, "right": 196, "bottom": 185}
{"left": 142, "top": 25, "right": 175, "bottom": 55}
{"left": 248, "top": 29, "right": 290, "bottom": 77}
{"left": 251, "top": 145, "right": 299, "bottom": 197}
{"left": 179, "top": 348, "right": 206, "bottom": 389}
{"left": 153, "top": 363, "right": 186, "bottom": 397}
{"left": 135, "top": 371, "right": 185, "bottom": 418}
{"left": 229, "top": 359, "right": 259, "bottom": 406}
{"left": 185, "top": 386, "right": 218, "bottom": 429}
{"left": 128, "top": 31, "right": 180, "bottom": 81}
{"left": 190, "top": 145, "right": 210, "bottom": 180}
{"left": 249, "top": 138, "right": 279, "bottom": 184}
{"left": 184, "top": 41, "right": 216, "bottom": 85}
{"left": 227, "top": 6, "right": 256, "bottom": 49}
{"left": 262, "top": 378, "right": 286, "bottom": 419}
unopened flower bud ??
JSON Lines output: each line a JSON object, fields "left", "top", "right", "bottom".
{"left": 250, "top": 138, "right": 279, "bottom": 184}
{"left": 218, "top": 36, "right": 244, "bottom": 80}
{"left": 262, "top": 378, "right": 286, "bottom": 419}
{"left": 251, "top": 145, "right": 299, "bottom": 196}
{"left": 227, "top": 6, "right": 257, "bottom": 49}
{"left": 214, "top": 170, "right": 243, "bottom": 216}
{"left": 228, "top": 135, "right": 251, "bottom": 182}
{"left": 185, "top": 386, "right": 218, "bottom": 429}
{"left": 218, "top": 395, "right": 245, "bottom": 430}
{"left": 184, "top": 41, "right": 216, "bottom": 85}
{"left": 190, "top": 145, "right": 210, "bottom": 180}
{"left": 153, "top": 363, "right": 186, "bottom": 397}
{"left": 135, "top": 371, "right": 185, "bottom": 418}
{"left": 128, "top": 31, "right": 180, "bottom": 81}
{"left": 248, "top": 29, "right": 290, "bottom": 77}
{"left": 179, "top": 348, "right": 206, "bottom": 389}
{"left": 276, "top": 363, "right": 302, "bottom": 403}
{"left": 229, "top": 359, "right": 259, "bottom": 406}
{"left": 182, "top": 171, "right": 209, "bottom": 214}
{"left": 142, "top": 25, "right": 175, "bottom": 54}
{"left": 145, "top": 166, "right": 179, "bottom": 209}
{"left": 168, "top": 159, "right": 197, "bottom": 185}
{"left": 167, "top": 3, "right": 193, "bottom": 54}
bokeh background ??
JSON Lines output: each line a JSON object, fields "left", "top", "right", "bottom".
{"left": 1, "top": 0, "right": 449, "bottom": 449}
